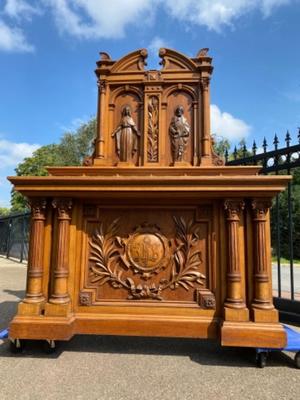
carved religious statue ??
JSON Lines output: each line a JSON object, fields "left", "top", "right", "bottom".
{"left": 112, "top": 105, "right": 140, "bottom": 162}
{"left": 169, "top": 105, "right": 190, "bottom": 163}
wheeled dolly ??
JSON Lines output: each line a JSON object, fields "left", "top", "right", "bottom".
{"left": 256, "top": 325, "right": 300, "bottom": 369}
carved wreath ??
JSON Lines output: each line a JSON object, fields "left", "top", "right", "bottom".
{"left": 88, "top": 217, "right": 205, "bottom": 301}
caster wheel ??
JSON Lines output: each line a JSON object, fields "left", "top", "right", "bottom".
{"left": 9, "top": 339, "right": 24, "bottom": 354}
{"left": 256, "top": 352, "right": 267, "bottom": 368}
{"left": 43, "top": 340, "right": 56, "bottom": 354}
{"left": 295, "top": 352, "right": 300, "bottom": 369}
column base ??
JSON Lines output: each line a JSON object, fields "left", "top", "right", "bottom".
{"left": 224, "top": 306, "right": 249, "bottom": 322}
{"left": 18, "top": 301, "right": 45, "bottom": 316}
{"left": 251, "top": 307, "right": 279, "bottom": 323}
{"left": 200, "top": 156, "right": 213, "bottom": 166}
{"left": 45, "top": 302, "right": 71, "bottom": 317}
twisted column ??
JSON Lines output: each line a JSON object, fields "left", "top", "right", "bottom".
{"left": 23, "top": 198, "right": 47, "bottom": 303}
{"left": 49, "top": 198, "right": 73, "bottom": 304}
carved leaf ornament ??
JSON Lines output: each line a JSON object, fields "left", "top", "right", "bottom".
{"left": 89, "top": 217, "right": 205, "bottom": 301}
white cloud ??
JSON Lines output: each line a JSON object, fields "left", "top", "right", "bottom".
{"left": 164, "top": 0, "right": 294, "bottom": 31}
{"left": 0, "top": 20, "right": 34, "bottom": 52}
{"left": 42, "top": 0, "right": 296, "bottom": 39}
{"left": 46, "top": 0, "right": 156, "bottom": 39}
{"left": 210, "top": 104, "right": 251, "bottom": 140}
{"left": 0, "top": 0, "right": 297, "bottom": 52}
{"left": 0, "top": 139, "right": 40, "bottom": 168}
{"left": 148, "top": 36, "right": 170, "bottom": 56}
{"left": 4, "top": 0, "right": 40, "bottom": 20}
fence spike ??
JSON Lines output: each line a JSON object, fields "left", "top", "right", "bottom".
{"left": 285, "top": 130, "right": 291, "bottom": 147}
{"left": 225, "top": 148, "right": 229, "bottom": 163}
{"left": 233, "top": 146, "right": 238, "bottom": 160}
{"left": 252, "top": 140, "right": 257, "bottom": 155}
{"left": 298, "top": 127, "right": 300, "bottom": 144}
{"left": 242, "top": 144, "right": 247, "bottom": 158}
{"left": 273, "top": 133, "right": 279, "bottom": 149}
{"left": 263, "top": 137, "right": 267, "bottom": 152}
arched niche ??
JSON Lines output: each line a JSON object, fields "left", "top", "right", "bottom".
{"left": 165, "top": 88, "right": 195, "bottom": 166}
{"left": 110, "top": 89, "right": 143, "bottom": 166}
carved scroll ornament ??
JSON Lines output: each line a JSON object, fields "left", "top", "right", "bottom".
{"left": 88, "top": 217, "right": 205, "bottom": 301}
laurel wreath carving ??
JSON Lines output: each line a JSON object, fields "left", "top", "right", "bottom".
{"left": 88, "top": 217, "right": 205, "bottom": 301}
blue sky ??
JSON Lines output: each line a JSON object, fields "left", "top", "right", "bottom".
{"left": 0, "top": 0, "right": 300, "bottom": 207}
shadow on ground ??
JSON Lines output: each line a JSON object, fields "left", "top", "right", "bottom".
{"left": 0, "top": 333, "right": 296, "bottom": 368}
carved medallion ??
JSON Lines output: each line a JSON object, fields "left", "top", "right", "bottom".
{"left": 88, "top": 217, "right": 206, "bottom": 302}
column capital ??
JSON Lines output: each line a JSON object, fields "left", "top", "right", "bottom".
{"left": 200, "top": 76, "right": 210, "bottom": 91}
{"left": 29, "top": 198, "right": 47, "bottom": 220}
{"left": 251, "top": 199, "right": 272, "bottom": 221}
{"left": 97, "top": 79, "right": 107, "bottom": 94}
{"left": 224, "top": 200, "right": 245, "bottom": 221}
{"left": 52, "top": 198, "right": 73, "bottom": 220}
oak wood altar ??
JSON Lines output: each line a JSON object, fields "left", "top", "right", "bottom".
{"left": 8, "top": 48, "right": 291, "bottom": 349}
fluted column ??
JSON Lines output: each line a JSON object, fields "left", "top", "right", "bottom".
{"left": 49, "top": 198, "right": 73, "bottom": 304}
{"left": 224, "top": 200, "right": 246, "bottom": 309}
{"left": 251, "top": 199, "right": 274, "bottom": 311}
{"left": 23, "top": 198, "right": 47, "bottom": 304}
{"left": 200, "top": 77, "right": 212, "bottom": 164}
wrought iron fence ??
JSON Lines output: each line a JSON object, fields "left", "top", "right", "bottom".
{"left": 226, "top": 128, "right": 300, "bottom": 324}
{"left": 0, "top": 211, "right": 30, "bottom": 262}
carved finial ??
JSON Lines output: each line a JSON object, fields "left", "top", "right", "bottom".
{"left": 197, "top": 48, "right": 209, "bottom": 57}
{"left": 99, "top": 52, "right": 111, "bottom": 61}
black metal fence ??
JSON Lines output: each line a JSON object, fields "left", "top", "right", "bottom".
{"left": 226, "top": 129, "right": 300, "bottom": 324}
{"left": 0, "top": 211, "right": 30, "bottom": 262}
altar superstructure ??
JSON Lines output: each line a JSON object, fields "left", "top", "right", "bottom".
{"left": 8, "top": 48, "right": 290, "bottom": 350}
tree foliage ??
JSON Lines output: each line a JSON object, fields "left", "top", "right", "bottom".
{"left": 11, "top": 118, "right": 96, "bottom": 211}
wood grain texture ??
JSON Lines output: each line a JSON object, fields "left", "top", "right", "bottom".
{"left": 8, "top": 48, "right": 290, "bottom": 348}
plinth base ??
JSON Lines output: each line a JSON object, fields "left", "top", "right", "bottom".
{"left": 221, "top": 321, "right": 286, "bottom": 348}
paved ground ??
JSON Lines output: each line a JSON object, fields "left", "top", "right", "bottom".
{"left": 272, "top": 263, "right": 300, "bottom": 300}
{"left": 0, "top": 257, "right": 299, "bottom": 400}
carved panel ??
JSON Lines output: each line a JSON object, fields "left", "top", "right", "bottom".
{"left": 81, "top": 206, "right": 213, "bottom": 305}
{"left": 147, "top": 96, "right": 159, "bottom": 162}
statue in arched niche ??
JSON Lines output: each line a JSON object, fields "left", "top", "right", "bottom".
{"left": 169, "top": 105, "right": 190, "bottom": 163}
{"left": 112, "top": 105, "right": 140, "bottom": 162}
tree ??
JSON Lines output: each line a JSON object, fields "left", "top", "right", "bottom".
{"left": 212, "top": 136, "right": 230, "bottom": 158}
{"left": 0, "top": 207, "right": 10, "bottom": 216}
{"left": 11, "top": 117, "right": 96, "bottom": 211}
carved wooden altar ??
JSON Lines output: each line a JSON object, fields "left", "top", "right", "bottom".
{"left": 8, "top": 48, "right": 291, "bottom": 350}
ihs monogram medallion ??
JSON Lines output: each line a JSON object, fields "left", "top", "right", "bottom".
{"left": 121, "top": 223, "right": 169, "bottom": 279}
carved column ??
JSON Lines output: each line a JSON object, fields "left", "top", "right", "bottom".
{"left": 23, "top": 198, "right": 47, "bottom": 304}
{"left": 251, "top": 199, "right": 275, "bottom": 314}
{"left": 96, "top": 79, "right": 106, "bottom": 160}
{"left": 49, "top": 198, "right": 73, "bottom": 304}
{"left": 200, "top": 77, "right": 212, "bottom": 165}
{"left": 224, "top": 200, "right": 247, "bottom": 315}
